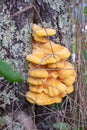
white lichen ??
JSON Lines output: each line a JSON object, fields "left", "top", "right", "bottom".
{"left": 0, "top": 4, "right": 32, "bottom": 75}
{"left": 3, "top": 116, "right": 24, "bottom": 130}
{"left": 0, "top": 90, "right": 18, "bottom": 108}
{"left": 45, "top": 0, "right": 64, "bottom": 11}
{"left": 40, "top": 0, "right": 71, "bottom": 47}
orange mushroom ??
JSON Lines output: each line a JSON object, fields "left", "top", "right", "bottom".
{"left": 27, "top": 77, "right": 47, "bottom": 85}
{"left": 58, "top": 62, "right": 74, "bottom": 79}
{"left": 47, "top": 61, "right": 66, "bottom": 68}
{"left": 29, "top": 85, "right": 48, "bottom": 94}
{"left": 56, "top": 46, "right": 71, "bottom": 60}
{"left": 26, "top": 52, "right": 60, "bottom": 65}
{"left": 32, "top": 24, "right": 56, "bottom": 43}
{"left": 61, "top": 71, "right": 76, "bottom": 86}
{"left": 26, "top": 24, "right": 76, "bottom": 106}
{"left": 28, "top": 69, "right": 49, "bottom": 78}
{"left": 26, "top": 49, "right": 45, "bottom": 65}
{"left": 33, "top": 34, "right": 48, "bottom": 43}
{"left": 29, "top": 78, "right": 67, "bottom": 97}
{"left": 28, "top": 63, "right": 46, "bottom": 69}
{"left": 26, "top": 91, "right": 62, "bottom": 105}
{"left": 44, "top": 78, "right": 67, "bottom": 97}
{"left": 38, "top": 41, "right": 63, "bottom": 53}
{"left": 32, "top": 24, "right": 56, "bottom": 37}
{"left": 66, "top": 85, "right": 74, "bottom": 94}
{"left": 32, "top": 24, "right": 42, "bottom": 31}
{"left": 34, "top": 28, "right": 56, "bottom": 37}
{"left": 48, "top": 70, "right": 58, "bottom": 78}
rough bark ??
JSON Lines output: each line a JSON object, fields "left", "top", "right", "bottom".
{"left": 34, "top": 0, "right": 71, "bottom": 47}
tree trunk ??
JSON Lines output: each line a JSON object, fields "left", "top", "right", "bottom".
{"left": 0, "top": 0, "right": 71, "bottom": 129}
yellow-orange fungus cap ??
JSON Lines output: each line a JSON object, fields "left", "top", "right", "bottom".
{"left": 58, "top": 62, "right": 74, "bottom": 79}
{"left": 61, "top": 71, "right": 76, "bottom": 85}
{"left": 28, "top": 69, "right": 49, "bottom": 78}
{"left": 44, "top": 78, "right": 67, "bottom": 97}
{"left": 66, "top": 85, "right": 74, "bottom": 94}
{"left": 29, "top": 85, "right": 48, "bottom": 94}
{"left": 27, "top": 77, "right": 47, "bottom": 85}
{"left": 33, "top": 28, "right": 56, "bottom": 37}
{"left": 26, "top": 91, "right": 62, "bottom": 105}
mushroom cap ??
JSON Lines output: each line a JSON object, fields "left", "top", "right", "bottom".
{"left": 26, "top": 48, "right": 46, "bottom": 64}
{"left": 61, "top": 71, "right": 76, "bottom": 85}
{"left": 32, "top": 24, "right": 42, "bottom": 31}
{"left": 28, "top": 69, "right": 49, "bottom": 78}
{"left": 66, "top": 85, "right": 74, "bottom": 94}
{"left": 26, "top": 54, "right": 43, "bottom": 65}
{"left": 56, "top": 46, "right": 71, "bottom": 60}
{"left": 26, "top": 48, "right": 45, "bottom": 65}
{"left": 48, "top": 70, "right": 58, "bottom": 78}
{"left": 29, "top": 77, "right": 67, "bottom": 97}
{"left": 33, "top": 34, "right": 48, "bottom": 43}
{"left": 28, "top": 63, "right": 36, "bottom": 69}
{"left": 32, "top": 24, "right": 56, "bottom": 37}
{"left": 33, "top": 28, "right": 56, "bottom": 37}
{"left": 29, "top": 85, "right": 48, "bottom": 94}
{"left": 26, "top": 91, "right": 62, "bottom": 105}
{"left": 32, "top": 41, "right": 70, "bottom": 61}
{"left": 45, "top": 78, "right": 67, "bottom": 97}
{"left": 32, "top": 48, "right": 46, "bottom": 56}
{"left": 58, "top": 62, "right": 74, "bottom": 79}
{"left": 26, "top": 53, "right": 60, "bottom": 65}
{"left": 32, "top": 42, "right": 40, "bottom": 49}
{"left": 47, "top": 61, "right": 66, "bottom": 68}
{"left": 27, "top": 77, "right": 47, "bottom": 85}
{"left": 28, "top": 63, "right": 46, "bottom": 69}
{"left": 39, "top": 41, "right": 63, "bottom": 53}
{"left": 58, "top": 93, "right": 67, "bottom": 98}
{"left": 42, "top": 54, "right": 60, "bottom": 64}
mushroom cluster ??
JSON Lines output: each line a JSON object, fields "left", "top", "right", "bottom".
{"left": 26, "top": 24, "right": 76, "bottom": 105}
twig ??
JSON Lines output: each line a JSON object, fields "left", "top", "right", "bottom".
{"left": 11, "top": 100, "right": 15, "bottom": 130}
{"left": 12, "top": 5, "right": 32, "bottom": 17}
{"left": 71, "top": 0, "right": 82, "bottom": 10}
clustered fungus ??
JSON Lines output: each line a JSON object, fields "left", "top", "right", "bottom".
{"left": 26, "top": 24, "right": 76, "bottom": 105}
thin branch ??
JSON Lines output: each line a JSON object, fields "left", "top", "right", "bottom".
{"left": 12, "top": 5, "right": 32, "bottom": 17}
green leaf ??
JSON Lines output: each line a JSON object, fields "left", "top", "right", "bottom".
{"left": 84, "top": 6, "right": 87, "bottom": 14}
{"left": 0, "top": 59, "right": 23, "bottom": 83}
{"left": 53, "top": 122, "right": 70, "bottom": 130}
